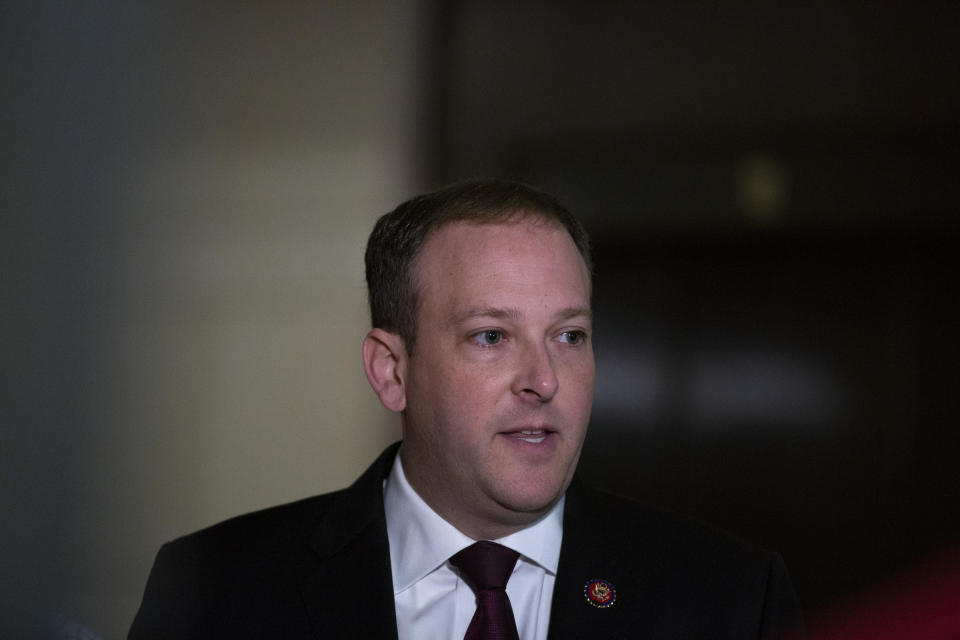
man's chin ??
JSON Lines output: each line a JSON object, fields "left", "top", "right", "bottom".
{"left": 491, "top": 478, "right": 570, "bottom": 519}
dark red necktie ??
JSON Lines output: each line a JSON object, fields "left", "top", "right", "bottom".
{"left": 449, "top": 541, "right": 521, "bottom": 640}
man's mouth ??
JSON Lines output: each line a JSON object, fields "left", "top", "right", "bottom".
{"left": 502, "top": 428, "right": 553, "bottom": 444}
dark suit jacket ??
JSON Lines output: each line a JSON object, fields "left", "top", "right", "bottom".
{"left": 129, "top": 442, "right": 802, "bottom": 639}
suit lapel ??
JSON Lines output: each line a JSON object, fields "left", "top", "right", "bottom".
{"left": 299, "top": 448, "right": 654, "bottom": 639}
{"left": 548, "top": 478, "right": 652, "bottom": 640}
{"left": 301, "top": 443, "right": 401, "bottom": 640}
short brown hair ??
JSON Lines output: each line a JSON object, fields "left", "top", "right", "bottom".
{"left": 365, "top": 178, "right": 592, "bottom": 352}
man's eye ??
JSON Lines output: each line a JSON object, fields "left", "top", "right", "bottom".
{"left": 559, "top": 330, "right": 586, "bottom": 345}
{"left": 473, "top": 330, "right": 503, "bottom": 346}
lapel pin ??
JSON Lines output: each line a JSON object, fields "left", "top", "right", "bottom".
{"left": 584, "top": 578, "right": 616, "bottom": 608}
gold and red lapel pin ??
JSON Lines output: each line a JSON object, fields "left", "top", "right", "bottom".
{"left": 584, "top": 578, "right": 616, "bottom": 608}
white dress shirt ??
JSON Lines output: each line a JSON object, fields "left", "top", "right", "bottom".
{"left": 383, "top": 453, "right": 564, "bottom": 640}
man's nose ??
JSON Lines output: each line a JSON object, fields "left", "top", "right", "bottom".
{"left": 512, "top": 340, "right": 559, "bottom": 401}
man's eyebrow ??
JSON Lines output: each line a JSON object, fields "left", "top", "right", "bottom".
{"left": 448, "top": 306, "right": 521, "bottom": 326}
{"left": 556, "top": 306, "right": 593, "bottom": 323}
{"left": 448, "top": 305, "right": 592, "bottom": 326}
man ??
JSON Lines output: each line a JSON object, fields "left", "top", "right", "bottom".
{"left": 130, "top": 179, "right": 803, "bottom": 638}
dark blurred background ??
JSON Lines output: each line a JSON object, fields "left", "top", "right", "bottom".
{"left": 426, "top": 0, "right": 960, "bottom": 617}
{"left": 3, "top": 1, "right": 958, "bottom": 637}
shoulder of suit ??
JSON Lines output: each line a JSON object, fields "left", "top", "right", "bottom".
{"left": 570, "top": 482, "right": 776, "bottom": 568}
{"left": 162, "top": 487, "right": 348, "bottom": 559}
{"left": 166, "top": 442, "right": 401, "bottom": 549}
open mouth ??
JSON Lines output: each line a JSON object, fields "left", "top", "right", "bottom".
{"left": 502, "top": 428, "right": 553, "bottom": 444}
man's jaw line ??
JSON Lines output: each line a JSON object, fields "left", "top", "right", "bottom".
{"left": 454, "top": 486, "right": 566, "bottom": 541}
{"left": 403, "top": 436, "right": 571, "bottom": 540}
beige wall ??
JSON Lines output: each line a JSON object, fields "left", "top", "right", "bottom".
{"left": 4, "top": 2, "right": 427, "bottom": 636}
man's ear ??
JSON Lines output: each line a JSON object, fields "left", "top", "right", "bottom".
{"left": 362, "top": 328, "right": 408, "bottom": 412}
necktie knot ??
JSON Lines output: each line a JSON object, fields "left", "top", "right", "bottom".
{"left": 449, "top": 541, "right": 521, "bottom": 640}
{"left": 450, "top": 541, "right": 519, "bottom": 591}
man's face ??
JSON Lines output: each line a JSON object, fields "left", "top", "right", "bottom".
{"left": 399, "top": 219, "right": 594, "bottom": 538}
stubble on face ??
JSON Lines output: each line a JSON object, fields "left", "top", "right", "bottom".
{"left": 398, "top": 218, "right": 594, "bottom": 540}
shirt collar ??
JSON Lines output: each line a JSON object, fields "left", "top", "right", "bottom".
{"left": 383, "top": 450, "right": 565, "bottom": 595}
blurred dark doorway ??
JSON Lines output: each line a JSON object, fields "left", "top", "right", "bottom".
{"left": 423, "top": 0, "right": 960, "bottom": 613}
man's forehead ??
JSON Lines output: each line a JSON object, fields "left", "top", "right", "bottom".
{"left": 414, "top": 219, "right": 590, "bottom": 293}
{"left": 412, "top": 220, "right": 591, "bottom": 308}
